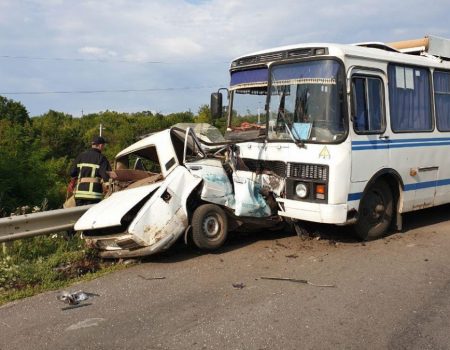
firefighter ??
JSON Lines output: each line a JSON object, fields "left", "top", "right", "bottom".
{"left": 69, "top": 136, "right": 113, "bottom": 206}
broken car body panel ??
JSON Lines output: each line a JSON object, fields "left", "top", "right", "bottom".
{"left": 185, "top": 158, "right": 234, "bottom": 207}
{"left": 74, "top": 184, "right": 159, "bottom": 230}
{"left": 127, "top": 166, "right": 202, "bottom": 246}
{"left": 75, "top": 125, "right": 282, "bottom": 258}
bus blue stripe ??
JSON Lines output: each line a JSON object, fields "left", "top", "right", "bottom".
{"left": 437, "top": 178, "right": 450, "bottom": 186}
{"left": 352, "top": 141, "right": 450, "bottom": 150}
{"left": 352, "top": 144, "right": 390, "bottom": 150}
{"left": 352, "top": 137, "right": 450, "bottom": 151}
{"left": 389, "top": 137, "right": 450, "bottom": 143}
{"left": 352, "top": 137, "right": 450, "bottom": 145}
{"left": 348, "top": 192, "right": 363, "bottom": 201}
{"left": 404, "top": 180, "right": 437, "bottom": 191}
{"left": 348, "top": 178, "right": 450, "bottom": 201}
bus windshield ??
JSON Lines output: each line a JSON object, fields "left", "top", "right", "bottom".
{"left": 225, "top": 68, "right": 268, "bottom": 141}
{"left": 268, "top": 59, "right": 346, "bottom": 143}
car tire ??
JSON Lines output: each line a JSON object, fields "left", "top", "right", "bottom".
{"left": 191, "top": 204, "right": 228, "bottom": 250}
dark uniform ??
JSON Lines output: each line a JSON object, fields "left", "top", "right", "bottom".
{"left": 70, "top": 137, "right": 111, "bottom": 206}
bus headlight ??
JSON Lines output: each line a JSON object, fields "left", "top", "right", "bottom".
{"left": 295, "top": 182, "right": 308, "bottom": 198}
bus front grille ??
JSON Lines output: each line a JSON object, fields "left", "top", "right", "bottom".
{"left": 241, "top": 159, "right": 287, "bottom": 177}
{"left": 287, "top": 163, "right": 329, "bottom": 181}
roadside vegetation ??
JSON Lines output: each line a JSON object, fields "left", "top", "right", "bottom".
{"left": 0, "top": 95, "right": 222, "bottom": 304}
{"left": 0, "top": 234, "right": 128, "bottom": 306}
{"left": 0, "top": 96, "right": 220, "bottom": 216}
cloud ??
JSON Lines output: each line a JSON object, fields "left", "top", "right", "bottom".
{"left": 157, "top": 37, "right": 204, "bottom": 57}
{"left": 0, "top": 0, "right": 449, "bottom": 116}
{"left": 78, "top": 46, "right": 117, "bottom": 57}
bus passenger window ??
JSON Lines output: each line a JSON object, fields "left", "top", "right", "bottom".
{"left": 434, "top": 70, "right": 450, "bottom": 131}
{"left": 388, "top": 64, "right": 432, "bottom": 132}
{"left": 352, "top": 76, "right": 385, "bottom": 134}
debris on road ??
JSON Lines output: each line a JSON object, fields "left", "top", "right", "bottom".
{"left": 137, "top": 275, "right": 166, "bottom": 281}
{"left": 119, "top": 258, "right": 140, "bottom": 265}
{"left": 57, "top": 290, "right": 99, "bottom": 309}
{"left": 232, "top": 282, "right": 245, "bottom": 289}
{"left": 285, "top": 254, "right": 299, "bottom": 259}
{"left": 275, "top": 241, "right": 289, "bottom": 249}
{"left": 260, "top": 276, "right": 336, "bottom": 288}
{"left": 328, "top": 240, "right": 338, "bottom": 247}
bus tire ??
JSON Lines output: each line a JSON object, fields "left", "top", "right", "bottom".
{"left": 355, "top": 180, "right": 393, "bottom": 241}
{"left": 191, "top": 204, "right": 228, "bottom": 250}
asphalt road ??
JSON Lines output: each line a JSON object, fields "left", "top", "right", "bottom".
{"left": 1, "top": 205, "right": 450, "bottom": 350}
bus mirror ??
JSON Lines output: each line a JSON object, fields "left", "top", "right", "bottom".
{"left": 210, "top": 92, "right": 223, "bottom": 120}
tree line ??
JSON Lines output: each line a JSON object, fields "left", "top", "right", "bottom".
{"left": 0, "top": 95, "right": 216, "bottom": 216}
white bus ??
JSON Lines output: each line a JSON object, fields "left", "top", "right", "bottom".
{"left": 211, "top": 35, "right": 450, "bottom": 240}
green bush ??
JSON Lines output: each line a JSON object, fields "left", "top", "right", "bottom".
{"left": 0, "top": 234, "right": 107, "bottom": 304}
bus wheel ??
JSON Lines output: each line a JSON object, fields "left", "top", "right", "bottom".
{"left": 355, "top": 180, "right": 393, "bottom": 241}
{"left": 191, "top": 204, "right": 228, "bottom": 250}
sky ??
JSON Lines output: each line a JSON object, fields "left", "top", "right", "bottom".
{"left": 0, "top": 0, "right": 449, "bottom": 117}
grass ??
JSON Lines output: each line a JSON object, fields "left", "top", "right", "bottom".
{"left": 0, "top": 233, "right": 127, "bottom": 306}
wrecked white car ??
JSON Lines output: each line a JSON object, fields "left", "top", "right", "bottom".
{"left": 75, "top": 125, "right": 285, "bottom": 258}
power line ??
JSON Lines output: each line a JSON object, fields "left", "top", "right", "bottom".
{"left": 0, "top": 55, "right": 228, "bottom": 65}
{"left": 0, "top": 85, "right": 223, "bottom": 95}
{"left": 0, "top": 55, "right": 162, "bottom": 63}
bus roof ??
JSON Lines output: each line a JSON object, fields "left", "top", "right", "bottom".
{"left": 231, "top": 36, "right": 450, "bottom": 71}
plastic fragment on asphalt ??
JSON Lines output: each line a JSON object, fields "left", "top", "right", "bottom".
{"left": 57, "top": 290, "right": 100, "bottom": 309}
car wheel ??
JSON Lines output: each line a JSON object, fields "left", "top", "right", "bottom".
{"left": 191, "top": 204, "right": 228, "bottom": 250}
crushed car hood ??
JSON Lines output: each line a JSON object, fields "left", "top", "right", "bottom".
{"left": 74, "top": 183, "right": 160, "bottom": 230}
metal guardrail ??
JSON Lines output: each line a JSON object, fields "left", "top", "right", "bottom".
{"left": 0, "top": 205, "right": 93, "bottom": 243}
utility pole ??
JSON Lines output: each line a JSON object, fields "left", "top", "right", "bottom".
{"left": 99, "top": 124, "right": 105, "bottom": 137}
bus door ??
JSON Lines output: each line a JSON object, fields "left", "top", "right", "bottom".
{"left": 350, "top": 70, "right": 390, "bottom": 183}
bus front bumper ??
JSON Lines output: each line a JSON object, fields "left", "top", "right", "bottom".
{"left": 277, "top": 198, "right": 348, "bottom": 224}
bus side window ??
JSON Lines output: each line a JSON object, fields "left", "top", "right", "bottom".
{"left": 434, "top": 70, "right": 450, "bottom": 131}
{"left": 352, "top": 76, "right": 385, "bottom": 134}
{"left": 388, "top": 65, "right": 432, "bottom": 132}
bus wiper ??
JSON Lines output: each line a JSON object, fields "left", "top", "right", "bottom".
{"left": 278, "top": 109, "right": 305, "bottom": 148}
{"left": 286, "top": 123, "right": 305, "bottom": 148}
{"left": 276, "top": 89, "right": 305, "bottom": 148}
